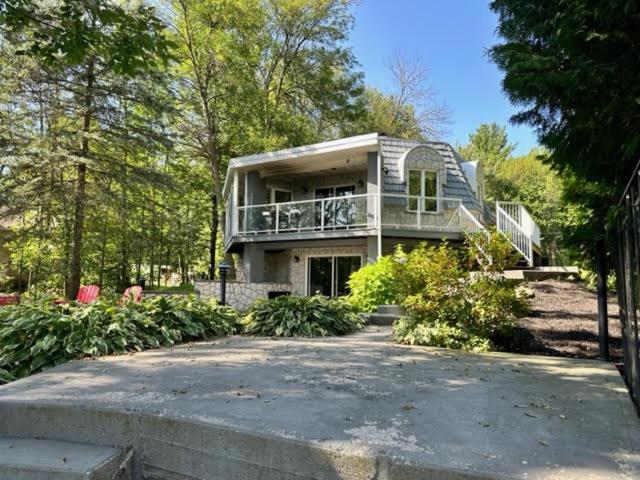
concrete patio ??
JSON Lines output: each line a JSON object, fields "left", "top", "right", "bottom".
{"left": 0, "top": 327, "right": 638, "bottom": 479}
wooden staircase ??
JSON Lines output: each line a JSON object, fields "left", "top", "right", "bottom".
{"left": 459, "top": 201, "right": 541, "bottom": 267}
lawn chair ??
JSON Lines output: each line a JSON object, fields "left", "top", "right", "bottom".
{"left": 121, "top": 285, "right": 142, "bottom": 304}
{"left": 0, "top": 294, "right": 19, "bottom": 307}
{"left": 76, "top": 285, "right": 100, "bottom": 304}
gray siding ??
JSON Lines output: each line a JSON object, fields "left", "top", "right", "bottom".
{"left": 379, "top": 137, "right": 480, "bottom": 211}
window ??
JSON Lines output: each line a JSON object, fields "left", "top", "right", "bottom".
{"left": 408, "top": 170, "right": 438, "bottom": 212}
{"left": 307, "top": 255, "right": 362, "bottom": 297}
{"left": 314, "top": 185, "right": 356, "bottom": 228}
{"left": 271, "top": 189, "right": 292, "bottom": 204}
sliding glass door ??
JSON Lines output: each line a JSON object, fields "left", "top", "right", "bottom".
{"left": 307, "top": 255, "right": 362, "bottom": 297}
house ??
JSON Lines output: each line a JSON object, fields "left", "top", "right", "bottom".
{"left": 195, "top": 133, "right": 541, "bottom": 309}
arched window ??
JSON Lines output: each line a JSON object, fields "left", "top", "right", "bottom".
{"left": 398, "top": 145, "right": 446, "bottom": 213}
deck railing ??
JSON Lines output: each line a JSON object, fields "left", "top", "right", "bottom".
{"left": 227, "top": 195, "right": 541, "bottom": 268}
{"left": 235, "top": 194, "right": 477, "bottom": 236}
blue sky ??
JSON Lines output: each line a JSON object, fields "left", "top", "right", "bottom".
{"left": 349, "top": 0, "right": 537, "bottom": 155}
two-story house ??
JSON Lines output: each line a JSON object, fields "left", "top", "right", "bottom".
{"left": 195, "top": 133, "right": 541, "bottom": 309}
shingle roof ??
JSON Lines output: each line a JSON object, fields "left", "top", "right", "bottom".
{"left": 379, "top": 136, "right": 480, "bottom": 210}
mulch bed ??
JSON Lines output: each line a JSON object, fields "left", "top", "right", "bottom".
{"left": 505, "top": 279, "right": 622, "bottom": 361}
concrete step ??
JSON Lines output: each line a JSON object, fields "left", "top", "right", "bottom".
{"left": 367, "top": 313, "right": 400, "bottom": 326}
{"left": 0, "top": 438, "right": 132, "bottom": 480}
{"left": 376, "top": 304, "right": 403, "bottom": 315}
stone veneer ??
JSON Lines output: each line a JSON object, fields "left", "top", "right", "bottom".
{"left": 195, "top": 280, "right": 291, "bottom": 311}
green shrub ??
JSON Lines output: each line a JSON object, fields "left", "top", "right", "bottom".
{"left": 466, "top": 227, "right": 520, "bottom": 273}
{"left": 394, "top": 317, "right": 491, "bottom": 352}
{"left": 0, "top": 295, "right": 238, "bottom": 384}
{"left": 242, "top": 295, "right": 365, "bottom": 337}
{"left": 391, "top": 242, "right": 528, "bottom": 352}
{"left": 347, "top": 256, "right": 399, "bottom": 312}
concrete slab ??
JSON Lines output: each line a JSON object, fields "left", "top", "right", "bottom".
{"left": 0, "top": 327, "right": 638, "bottom": 480}
{"left": 0, "top": 437, "right": 130, "bottom": 480}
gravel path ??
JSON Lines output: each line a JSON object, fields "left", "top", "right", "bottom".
{"left": 508, "top": 279, "right": 622, "bottom": 361}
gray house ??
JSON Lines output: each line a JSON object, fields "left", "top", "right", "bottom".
{"left": 196, "top": 133, "right": 541, "bottom": 309}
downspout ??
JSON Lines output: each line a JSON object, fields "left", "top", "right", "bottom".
{"left": 377, "top": 139, "right": 383, "bottom": 259}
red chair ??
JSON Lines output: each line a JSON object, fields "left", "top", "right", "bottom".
{"left": 76, "top": 285, "right": 100, "bottom": 304}
{"left": 0, "top": 294, "right": 19, "bottom": 307}
{"left": 121, "top": 286, "right": 142, "bottom": 304}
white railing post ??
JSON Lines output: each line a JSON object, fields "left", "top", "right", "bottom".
{"left": 320, "top": 198, "right": 325, "bottom": 231}
{"left": 275, "top": 203, "right": 279, "bottom": 234}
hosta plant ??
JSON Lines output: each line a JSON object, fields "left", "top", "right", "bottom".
{"left": 0, "top": 296, "right": 238, "bottom": 384}
{"left": 242, "top": 295, "right": 365, "bottom": 337}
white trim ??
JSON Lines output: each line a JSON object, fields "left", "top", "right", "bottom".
{"left": 398, "top": 144, "right": 445, "bottom": 184}
{"left": 406, "top": 169, "right": 440, "bottom": 214}
{"left": 376, "top": 146, "right": 382, "bottom": 260}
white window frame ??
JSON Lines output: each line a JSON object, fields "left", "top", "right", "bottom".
{"left": 406, "top": 169, "right": 439, "bottom": 213}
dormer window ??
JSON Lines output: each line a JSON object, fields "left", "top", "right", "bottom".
{"left": 408, "top": 169, "right": 438, "bottom": 212}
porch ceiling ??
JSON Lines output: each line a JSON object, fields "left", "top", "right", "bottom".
{"left": 238, "top": 150, "right": 369, "bottom": 179}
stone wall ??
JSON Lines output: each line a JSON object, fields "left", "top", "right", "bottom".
{"left": 195, "top": 280, "right": 292, "bottom": 311}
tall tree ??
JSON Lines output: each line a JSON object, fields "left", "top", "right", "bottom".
{"left": 0, "top": 0, "right": 174, "bottom": 298}
{"left": 489, "top": 0, "right": 640, "bottom": 246}
{"left": 346, "top": 52, "right": 449, "bottom": 139}
{"left": 489, "top": 0, "right": 640, "bottom": 358}
{"left": 171, "top": 0, "right": 364, "bottom": 279}
{"left": 458, "top": 123, "right": 516, "bottom": 199}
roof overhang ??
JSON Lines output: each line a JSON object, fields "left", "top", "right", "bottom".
{"left": 223, "top": 133, "right": 380, "bottom": 197}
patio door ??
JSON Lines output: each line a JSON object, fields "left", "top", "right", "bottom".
{"left": 307, "top": 255, "right": 361, "bottom": 297}
{"left": 315, "top": 185, "right": 356, "bottom": 229}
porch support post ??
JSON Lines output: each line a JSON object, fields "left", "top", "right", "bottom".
{"left": 367, "top": 236, "right": 379, "bottom": 264}
{"left": 245, "top": 171, "right": 266, "bottom": 206}
{"left": 244, "top": 243, "right": 265, "bottom": 283}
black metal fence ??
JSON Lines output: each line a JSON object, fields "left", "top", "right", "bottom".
{"left": 615, "top": 164, "right": 640, "bottom": 411}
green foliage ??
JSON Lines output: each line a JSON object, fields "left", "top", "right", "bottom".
{"left": 0, "top": 0, "right": 174, "bottom": 74}
{"left": 466, "top": 227, "right": 520, "bottom": 273}
{"left": 458, "top": 123, "right": 515, "bottom": 198}
{"left": 241, "top": 295, "right": 365, "bottom": 337}
{"left": 0, "top": 296, "right": 238, "bottom": 383}
{"left": 389, "top": 242, "right": 528, "bottom": 352}
{"left": 393, "top": 318, "right": 491, "bottom": 352}
{"left": 489, "top": 0, "right": 640, "bottom": 260}
{"left": 346, "top": 256, "right": 398, "bottom": 312}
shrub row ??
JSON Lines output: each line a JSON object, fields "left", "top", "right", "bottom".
{"left": 0, "top": 296, "right": 238, "bottom": 383}
{"left": 0, "top": 293, "right": 367, "bottom": 384}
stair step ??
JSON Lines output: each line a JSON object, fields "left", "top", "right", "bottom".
{"left": 0, "top": 438, "right": 132, "bottom": 480}
{"left": 368, "top": 313, "right": 400, "bottom": 326}
{"left": 376, "top": 304, "right": 403, "bottom": 315}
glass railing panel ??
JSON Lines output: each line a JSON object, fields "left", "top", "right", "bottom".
{"left": 380, "top": 195, "right": 462, "bottom": 230}
{"left": 237, "top": 194, "right": 373, "bottom": 235}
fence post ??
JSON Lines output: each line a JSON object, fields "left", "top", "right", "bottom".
{"left": 596, "top": 238, "right": 610, "bottom": 361}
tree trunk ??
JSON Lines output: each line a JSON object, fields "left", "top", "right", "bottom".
{"left": 68, "top": 58, "right": 95, "bottom": 300}
{"left": 596, "top": 238, "right": 609, "bottom": 361}
{"left": 209, "top": 193, "right": 218, "bottom": 280}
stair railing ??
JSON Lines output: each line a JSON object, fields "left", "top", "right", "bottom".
{"left": 458, "top": 204, "right": 492, "bottom": 265}
{"left": 496, "top": 202, "right": 534, "bottom": 266}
